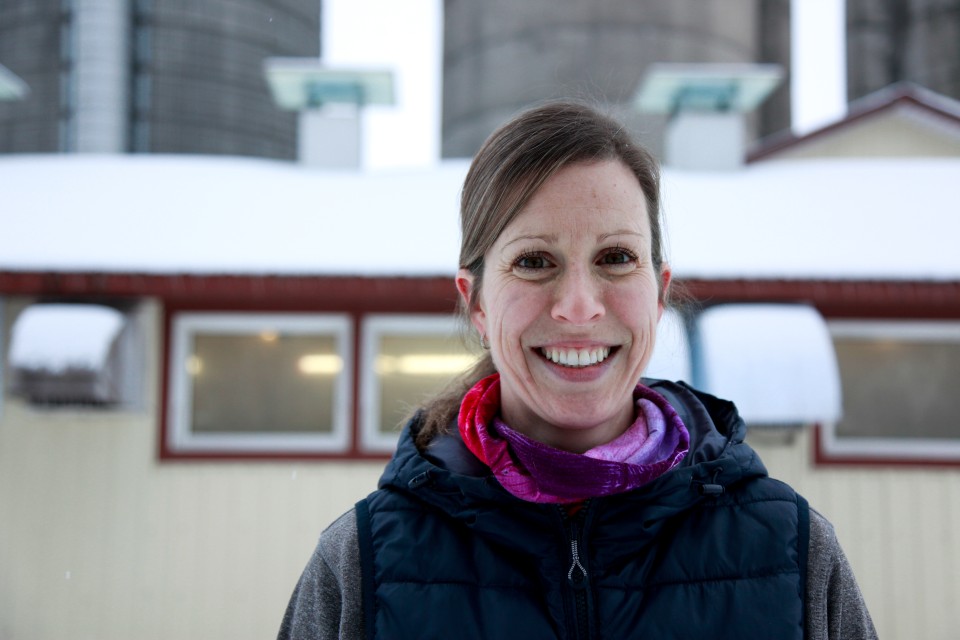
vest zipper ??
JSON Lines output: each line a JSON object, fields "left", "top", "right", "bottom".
{"left": 567, "top": 538, "right": 587, "bottom": 583}
{"left": 563, "top": 505, "right": 591, "bottom": 639}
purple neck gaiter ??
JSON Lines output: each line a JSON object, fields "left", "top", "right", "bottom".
{"left": 458, "top": 374, "right": 690, "bottom": 504}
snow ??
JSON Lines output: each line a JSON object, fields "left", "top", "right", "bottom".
{"left": 8, "top": 303, "right": 125, "bottom": 371}
{"left": 1, "top": 154, "right": 959, "bottom": 280}
{"left": 661, "top": 158, "right": 960, "bottom": 280}
{"left": 0, "top": 154, "right": 467, "bottom": 276}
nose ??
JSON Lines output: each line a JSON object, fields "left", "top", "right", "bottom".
{"left": 551, "top": 268, "right": 605, "bottom": 325}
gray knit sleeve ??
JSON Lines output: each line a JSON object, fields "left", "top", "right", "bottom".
{"left": 805, "top": 508, "right": 878, "bottom": 640}
{"left": 278, "top": 509, "right": 364, "bottom": 640}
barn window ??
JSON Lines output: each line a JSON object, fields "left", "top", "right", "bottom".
{"left": 6, "top": 301, "right": 144, "bottom": 408}
{"left": 821, "top": 321, "right": 960, "bottom": 462}
{"left": 359, "top": 315, "right": 478, "bottom": 452}
{"left": 166, "top": 312, "right": 352, "bottom": 455}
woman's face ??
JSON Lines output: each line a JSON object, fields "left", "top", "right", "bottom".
{"left": 457, "top": 160, "right": 670, "bottom": 453}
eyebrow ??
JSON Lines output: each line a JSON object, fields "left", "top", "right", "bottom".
{"left": 598, "top": 230, "right": 645, "bottom": 242}
{"left": 501, "top": 234, "right": 558, "bottom": 249}
{"left": 502, "top": 229, "right": 645, "bottom": 249}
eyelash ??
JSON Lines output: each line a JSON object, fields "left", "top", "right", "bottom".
{"left": 599, "top": 246, "right": 639, "bottom": 265}
{"left": 512, "top": 247, "right": 640, "bottom": 271}
{"left": 514, "top": 251, "right": 551, "bottom": 270}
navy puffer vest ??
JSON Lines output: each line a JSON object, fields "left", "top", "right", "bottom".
{"left": 356, "top": 381, "right": 808, "bottom": 640}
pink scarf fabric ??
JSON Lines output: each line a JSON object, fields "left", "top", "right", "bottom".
{"left": 458, "top": 374, "right": 690, "bottom": 504}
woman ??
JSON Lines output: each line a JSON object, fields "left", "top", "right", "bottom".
{"left": 279, "top": 102, "right": 877, "bottom": 639}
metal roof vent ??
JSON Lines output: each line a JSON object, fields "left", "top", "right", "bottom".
{"left": 0, "top": 64, "right": 29, "bottom": 101}
{"left": 264, "top": 59, "right": 395, "bottom": 169}
{"left": 635, "top": 64, "right": 783, "bottom": 170}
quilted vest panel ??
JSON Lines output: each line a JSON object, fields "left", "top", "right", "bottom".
{"left": 357, "top": 476, "right": 807, "bottom": 640}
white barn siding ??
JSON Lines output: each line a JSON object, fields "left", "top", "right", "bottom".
{"left": 1, "top": 299, "right": 959, "bottom": 638}
{"left": 751, "top": 430, "right": 960, "bottom": 640}
{"left": 0, "top": 405, "right": 382, "bottom": 638}
{"left": 0, "top": 302, "right": 383, "bottom": 639}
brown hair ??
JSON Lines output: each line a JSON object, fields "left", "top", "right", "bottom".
{"left": 415, "top": 100, "right": 666, "bottom": 449}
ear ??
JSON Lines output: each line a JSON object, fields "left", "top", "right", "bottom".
{"left": 456, "top": 268, "right": 487, "bottom": 335}
{"left": 657, "top": 264, "right": 673, "bottom": 321}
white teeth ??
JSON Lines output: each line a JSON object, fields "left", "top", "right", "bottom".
{"left": 540, "top": 346, "right": 611, "bottom": 368}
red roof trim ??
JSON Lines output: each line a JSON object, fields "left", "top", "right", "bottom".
{"left": 4, "top": 272, "right": 960, "bottom": 319}
{"left": 681, "top": 278, "right": 960, "bottom": 319}
{"left": 0, "top": 272, "right": 460, "bottom": 312}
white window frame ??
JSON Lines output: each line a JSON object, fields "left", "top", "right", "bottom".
{"left": 0, "top": 296, "right": 5, "bottom": 419}
{"left": 822, "top": 320, "right": 960, "bottom": 462}
{"left": 360, "top": 314, "right": 471, "bottom": 453}
{"left": 167, "top": 312, "right": 352, "bottom": 454}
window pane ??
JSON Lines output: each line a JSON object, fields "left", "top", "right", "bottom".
{"left": 167, "top": 312, "right": 351, "bottom": 455}
{"left": 189, "top": 333, "right": 338, "bottom": 434}
{"left": 375, "top": 334, "right": 476, "bottom": 435}
{"left": 834, "top": 338, "right": 960, "bottom": 440}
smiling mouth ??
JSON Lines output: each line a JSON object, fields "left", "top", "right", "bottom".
{"left": 538, "top": 346, "right": 614, "bottom": 368}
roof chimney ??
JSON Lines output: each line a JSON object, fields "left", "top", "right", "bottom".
{"left": 635, "top": 64, "right": 783, "bottom": 170}
{"left": 264, "top": 59, "right": 394, "bottom": 169}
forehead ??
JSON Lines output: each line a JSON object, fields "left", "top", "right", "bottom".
{"left": 502, "top": 160, "right": 650, "bottom": 240}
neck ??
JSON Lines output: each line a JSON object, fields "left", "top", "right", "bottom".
{"left": 500, "top": 398, "right": 635, "bottom": 454}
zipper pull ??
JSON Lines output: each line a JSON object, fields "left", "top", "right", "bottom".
{"left": 567, "top": 539, "right": 587, "bottom": 584}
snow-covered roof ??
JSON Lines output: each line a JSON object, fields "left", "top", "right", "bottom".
{"left": 1, "top": 154, "right": 468, "bottom": 277}
{"left": 2, "top": 153, "right": 959, "bottom": 281}
{"left": 662, "top": 158, "right": 960, "bottom": 280}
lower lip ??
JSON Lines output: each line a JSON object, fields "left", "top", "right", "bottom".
{"left": 535, "top": 349, "right": 615, "bottom": 382}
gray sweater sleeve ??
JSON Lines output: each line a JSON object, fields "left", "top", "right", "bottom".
{"left": 279, "top": 507, "right": 877, "bottom": 640}
{"left": 278, "top": 510, "right": 364, "bottom": 640}
{"left": 805, "top": 508, "right": 879, "bottom": 640}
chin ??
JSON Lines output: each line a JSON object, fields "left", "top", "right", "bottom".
{"left": 539, "top": 402, "right": 623, "bottom": 431}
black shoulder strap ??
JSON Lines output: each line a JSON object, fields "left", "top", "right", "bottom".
{"left": 355, "top": 498, "right": 377, "bottom": 640}
{"left": 796, "top": 492, "right": 810, "bottom": 633}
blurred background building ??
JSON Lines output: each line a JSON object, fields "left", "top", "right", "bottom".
{"left": 4, "top": 0, "right": 958, "bottom": 162}
{"left": 0, "top": 0, "right": 319, "bottom": 157}
{"left": 441, "top": 0, "right": 792, "bottom": 158}
{"left": 846, "top": 0, "right": 960, "bottom": 102}
{"left": 2, "top": 2, "right": 960, "bottom": 639}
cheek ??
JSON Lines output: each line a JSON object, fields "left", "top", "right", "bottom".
{"left": 614, "top": 281, "right": 662, "bottom": 329}
{"left": 486, "top": 285, "right": 546, "bottom": 342}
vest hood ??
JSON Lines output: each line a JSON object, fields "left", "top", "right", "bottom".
{"left": 375, "top": 380, "right": 768, "bottom": 551}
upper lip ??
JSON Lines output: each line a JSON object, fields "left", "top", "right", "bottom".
{"left": 533, "top": 340, "right": 617, "bottom": 349}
